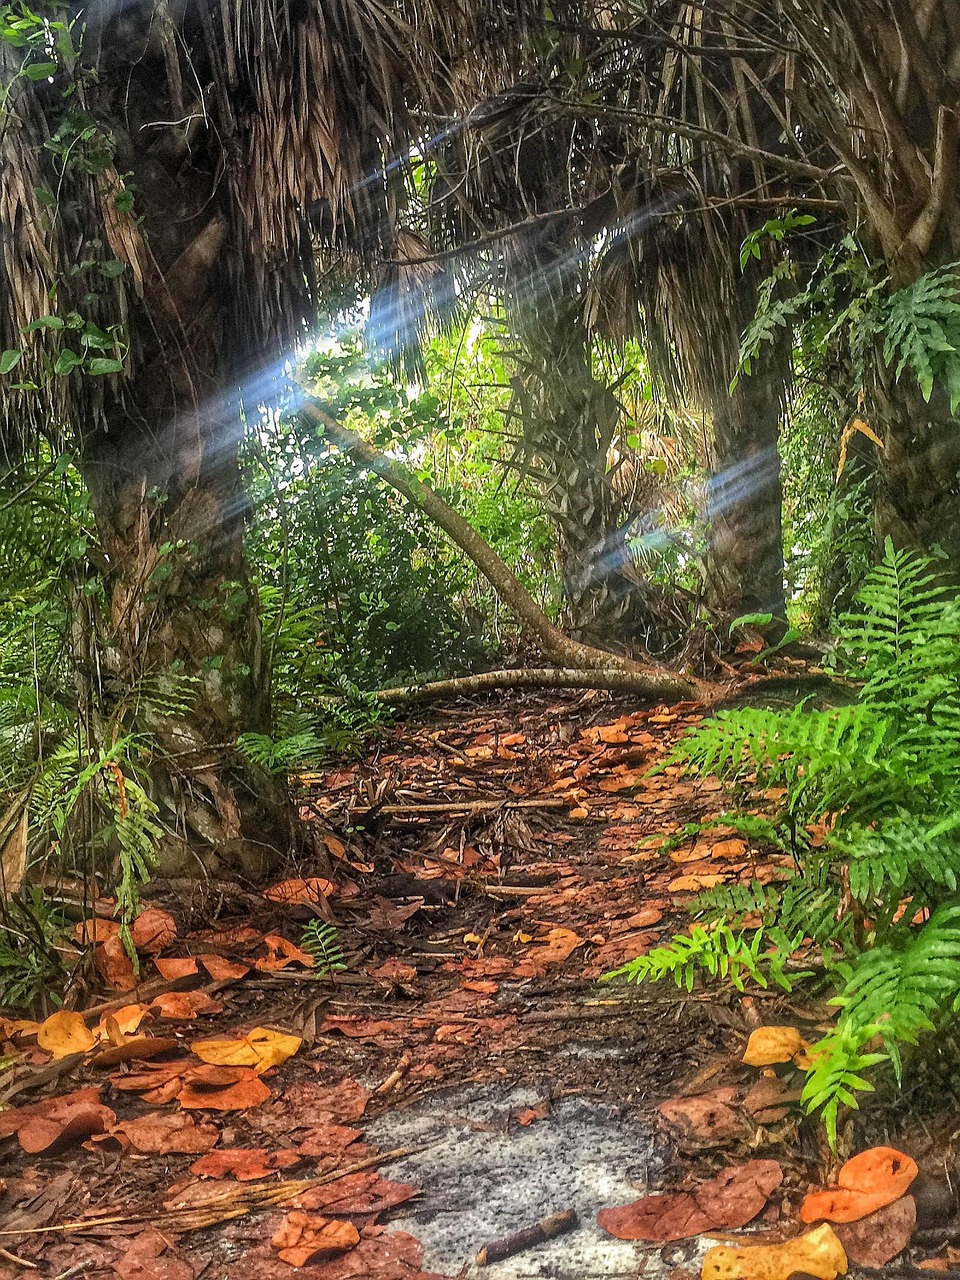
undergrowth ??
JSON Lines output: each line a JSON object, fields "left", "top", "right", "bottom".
{"left": 605, "top": 539, "right": 960, "bottom": 1142}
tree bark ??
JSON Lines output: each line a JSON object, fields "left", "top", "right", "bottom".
{"left": 301, "top": 401, "right": 704, "bottom": 696}
{"left": 704, "top": 368, "right": 787, "bottom": 621}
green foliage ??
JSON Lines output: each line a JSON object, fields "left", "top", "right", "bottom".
{"left": 604, "top": 921, "right": 806, "bottom": 994}
{"left": 300, "top": 919, "right": 346, "bottom": 976}
{"left": 608, "top": 540, "right": 960, "bottom": 1139}
{"left": 0, "top": 890, "right": 70, "bottom": 1011}
{"left": 881, "top": 264, "right": 960, "bottom": 410}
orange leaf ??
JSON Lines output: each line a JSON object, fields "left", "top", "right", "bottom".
{"left": 95, "top": 934, "right": 138, "bottom": 992}
{"left": 191, "top": 1147, "right": 300, "bottom": 1180}
{"left": 107, "top": 1112, "right": 220, "bottom": 1154}
{"left": 37, "top": 1011, "right": 96, "bottom": 1059}
{"left": 262, "top": 877, "right": 335, "bottom": 906}
{"left": 178, "top": 1064, "right": 271, "bottom": 1111}
{"left": 272, "top": 1212, "right": 359, "bottom": 1266}
{"left": 255, "top": 933, "right": 315, "bottom": 971}
{"left": 130, "top": 907, "right": 177, "bottom": 953}
{"left": 801, "top": 1148, "right": 918, "bottom": 1224}
{"left": 668, "top": 873, "right": 728, "bottom": 892}
{"left": 512, "top": 928, "right": 583, "bottom": 978}
{"left": 199, "top": 955, "right": 250, "bottom": 980}
{"left": 154, "top": 957, "right": 199, "bottom": 980}
{"left": 73, "top": 918, "right": 120, "bottom": 944}
{"left": 150, "top": 991, "right": 224, "bottom": 1020}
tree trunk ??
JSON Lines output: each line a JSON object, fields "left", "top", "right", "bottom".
{"left": 506, "top": 248, "right": 680, "bottom": 653}
{"left": 704, "top": 369, "right": 787, "bottom": 621}
{"left": 79, "top": 415, "right": 292, "bottom": 878}
{"left": 57, "top": 6, "right": 304, "bottom": 878}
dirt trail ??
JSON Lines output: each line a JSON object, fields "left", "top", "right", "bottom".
{"left": 0, "top": 690, "right": 922, "bottom": 1279}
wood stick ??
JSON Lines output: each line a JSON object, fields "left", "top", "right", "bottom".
{"left": 475, "top": 1209, "right": 578, "bottom": 1265}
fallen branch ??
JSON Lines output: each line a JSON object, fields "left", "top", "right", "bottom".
{"left": 343, "top": 797, "right": 570, "bottom": 816}
{"left": 365, "top": 666, "right": 703, "bottom": 705}
{"left": 475, "top": 1209, "right": 579, "bottom": 1266}
{"left": 301, "top": 400, "right": 704, "bottom": 698}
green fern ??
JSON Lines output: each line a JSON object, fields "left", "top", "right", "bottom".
{"left": 607, "top": 541, "right": 960, "bottom": 1141}
{"left": 300, "top": 919, "right": 346, "bottom": 976}
{"left": 603, "top": 922, "right": 805, "bottom": 994}
{"left": 880, "top": 264, "right": 960, "bottom": 409}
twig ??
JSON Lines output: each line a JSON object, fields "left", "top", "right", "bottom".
{"left": 0, "top": 1245, "right": 37, "bottom": 1269}
{"left": 475, "top": 1209, "right": 579, "bottom": 1266}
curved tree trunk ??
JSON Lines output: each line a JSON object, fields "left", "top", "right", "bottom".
{"left": 302, "top": 401, "right": 704, "bottom": 697}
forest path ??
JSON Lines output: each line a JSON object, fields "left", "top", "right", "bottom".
{"left": 0, "top": 692, "right": 864, "bottom": 1280}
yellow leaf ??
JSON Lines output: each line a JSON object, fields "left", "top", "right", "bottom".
{"left": 191, "top": 1027, "right": 301, "bottom": 1075}
{"left": 742, "top": 1026, "right": 810, "bottom": 1067}
{"left": 702, "top": 1223, "right": 847, "bottom": 1280}
{"left": 668, "top": 873, "right": 728, "bottom": 892}
{"left": 37, "top": 1010, "right": 96, "bottom": 1060}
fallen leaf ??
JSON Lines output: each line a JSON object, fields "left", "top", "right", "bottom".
{"left": 668, "top": 873, "right": 728, "bottom": 892}
{"left": 87, "top": 1035, "right": 179, "bottom": 1067}
{"left": 367, "top": 959, "right": 418, "bottom": 985}
{"left": 711, "top": 839, "right": 748, "bottom": 860}
{"left": 743, "top": 1026, "right": 810, "bottom": 1067}
{"left": 280, "top": 1079, "right": 370, "bottom": 1125}
{"left": 512, "top": 928, "right": 583, "bottom": 978}
{"left": 191, "top": 1027, "right": 301, "bottom": 1074}
{"left": 99, "top": 1004, "right": 149, "bottom": 1037}
{"left": 113, "top": 1226, "right": 194, "bottom": 1280}
{"left": 659, "top": 1088, "right": 746, "bottom": 1148}
{"left": 73, "top": 917, "right": 120, "bottom": 944}
{"left": 514, "top": 1098, "right": 551, "bottom": 1126}
{"left": 154, "top": 957, "right": 199, "bottom": 979}
{"left": 108, "top": 1112, "right": 220, "bottom": 1154}
{"left": 191, "top": 1147, "right": 301, "bottom": 1180}
{"left": 262, "top": 877, "right": 336, "bottom": 906}
{"left": 95, "top": 934, "right": 138, "bottom": 992}
{"left": 294, "top": 1170, "right": 417, "bottom": 1217}
{"left": 199, "top": 954, "right": 251, "bottom": 980}
{"left": 801, "top": 1148, "right": 919, "bottom": 1224}
{"left": 598, "top": 1160, "right": 782, "bottom": 1242}
{"left": 743, "top": 1076, "right": 802, "bottom": 1124}
{"left": 17, "top": 1096, "right": 116, "bottom": 1154}
{"left": 297, "top": 1125, "right": 364, "bottom": 1158}
{"left": 701, "top": 1222, "right": 847, "bottom": 1280}
{"left": 131, "top": 907, "right": 178, "bottom": 953}
{"left": 37, "top": 1010, "right": 96, "bottom": 1059}
{"left": 835, "top": 1195, "right": 916, "bottom": 1268}
{"left": 178, "top": 1064, "right": 272, "bottom": 1111}
{"left": 150, "top": 991, "right": 224, "bottom": 1019}
{"left": 272, "top": 1212, "right": 360, "bottom": 1266}
{"left": 255, "top": 933, "right": 316, "bottom": 972}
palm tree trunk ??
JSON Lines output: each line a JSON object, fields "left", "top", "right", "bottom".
{"left": 704, "top": 371, "right": 787, "bottom": 620}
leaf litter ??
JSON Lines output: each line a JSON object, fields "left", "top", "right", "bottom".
{"left": 0, "top": 689, "right": 953, "bottom": 1277}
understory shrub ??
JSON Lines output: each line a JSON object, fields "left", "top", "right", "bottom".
{"left": 606, "top": 540, "right": 960, "bottom": 1141}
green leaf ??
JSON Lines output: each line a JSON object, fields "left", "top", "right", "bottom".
{"left": 21, "top": 315, "right": 64, "bottom": 332}
{"left": 0, "top": 349, "right": 22, "bottom": 375}
{"left": 84, "top": 357, "right": 123, "bottom": 376}
{"left": 22, "top": 60, "right": 57, "bottom": 80}
{"left": 53, "top": 348, "right": 83, "bottom": 376}
{"left": 729, "top": 611, "right": 773, "bottom": 635}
